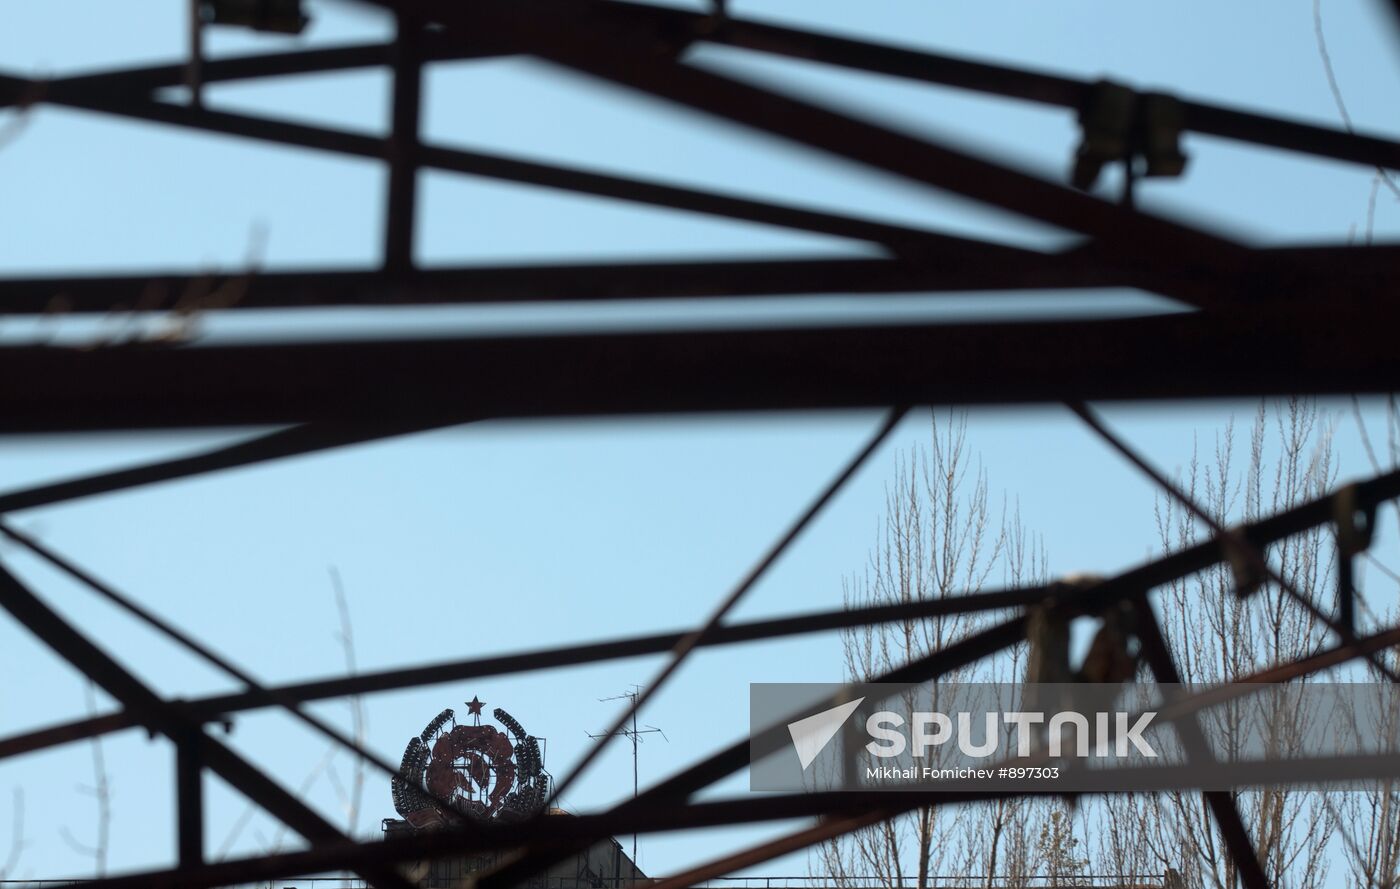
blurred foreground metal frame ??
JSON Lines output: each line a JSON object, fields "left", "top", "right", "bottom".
{"left": 1, "top": 1, "right": 1399, "bottom": 886}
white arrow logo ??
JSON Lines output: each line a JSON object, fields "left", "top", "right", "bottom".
{"left": 787, "top": 697, "right": 865, "bottom": 770}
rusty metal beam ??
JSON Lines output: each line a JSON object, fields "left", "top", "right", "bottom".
{"left": 0, "top": 419, "right": 471, "bottom": 515}
{"left": 0, "top": 37, "right": 510, "bottom": 108}
{"left": 3, "top": 305, "right": 1400, "bottom": 432}
{"left": 1, "top": 244, "right": 1392, "bottom": 316}
{"left": 0, "top": 255, "right": 1135, "bottom": 316}
{"left": 1134, "top": 601, "right": 1270, "bottom": 889}
{"left": 384, "top": 14, "right": 424, "bottom": 274}
{"left": 175, "top": 729, "right": 204, "bottom": 867}
{"left": 599, "top": 0, "right": 1400, "bottom": 173}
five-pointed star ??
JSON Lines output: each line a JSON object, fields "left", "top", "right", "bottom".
{"left": 465, "top": 695, "right": 485, "bottom": 716}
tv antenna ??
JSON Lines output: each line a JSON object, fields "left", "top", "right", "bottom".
{"left": 589, "top": 685, "right": 667, "bottom": 868}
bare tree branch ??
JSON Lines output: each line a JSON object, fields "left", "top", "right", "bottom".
{"left": 817, "top": 410, "right": 1044, "bottom": 889}
{"left": 1313, "top": 0, "right": 1400, "bottom": 199}
{"left": 1141, "top": 399, "right": 1339, "bottom": 889}
{"left": 329, "top": 566, "right": 366, "bottom": 838}
{"left": 59, "top": 682, "right": 111, "bottom": 876}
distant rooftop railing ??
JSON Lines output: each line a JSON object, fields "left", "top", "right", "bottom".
{"left": 685, "top": 878, "right": 1169, "bottom": 889}
{"left": 0, "top": 873, "right": 1172, "bottom": 888}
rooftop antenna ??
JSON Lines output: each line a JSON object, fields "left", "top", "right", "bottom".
{"left": 588, "top": 685, "right": 667, "bottom": 870}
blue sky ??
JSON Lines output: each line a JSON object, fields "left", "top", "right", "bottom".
{"left": 0, "top": 0, "right": 1398, "bottom": 883}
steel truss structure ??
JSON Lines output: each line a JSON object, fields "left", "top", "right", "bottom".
{"left": 1, "top": 1, "right": 1400, "bottom": 887}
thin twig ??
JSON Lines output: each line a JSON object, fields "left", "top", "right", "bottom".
{"left": 1313, "top": 0, "right": 1400, "bottom": 199}
{"left": 329, "top": 567, "right": 366, "bottom": 839}
{"left": 59, "top": 682, "right": 110, "bottom": 876}
{"left": 218, "top": 745, "right": 337, "bottom": 860}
